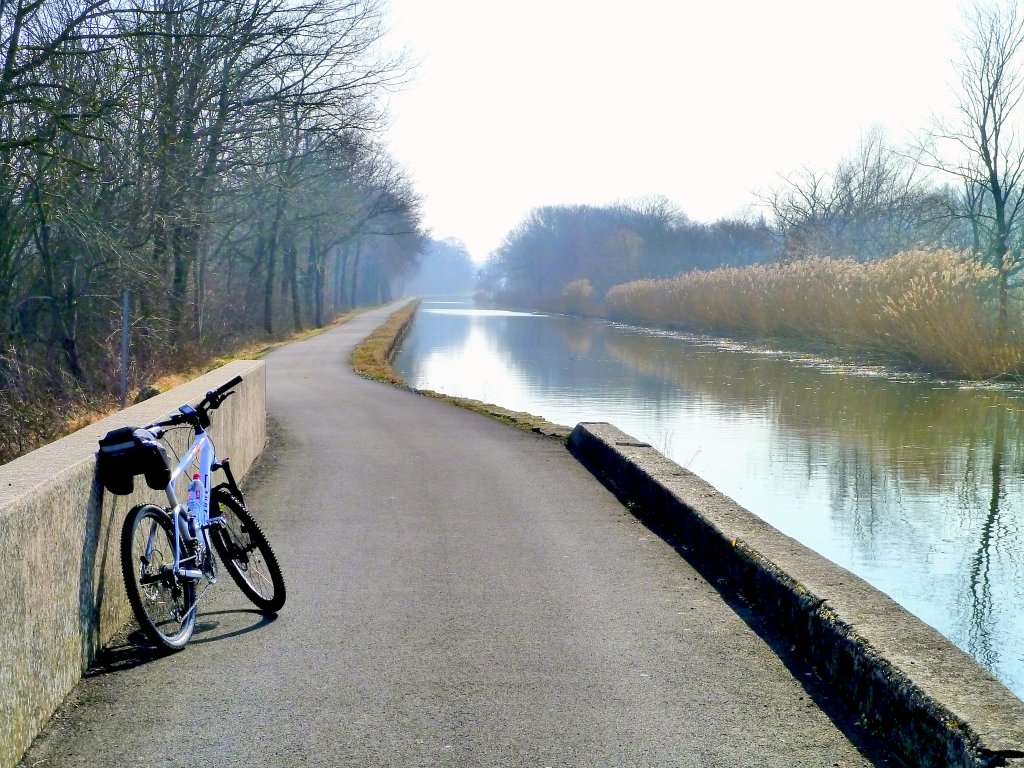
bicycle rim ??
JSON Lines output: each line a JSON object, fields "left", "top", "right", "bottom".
{"left": 121, "top": 505, "right": 196, "bottom": 650}
{"left": 211, "top": 490, "right": 286, "bottom": 613}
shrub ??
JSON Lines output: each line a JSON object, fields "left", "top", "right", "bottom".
{"left": 559, "top": 279, "right": 600, "bottom": 317}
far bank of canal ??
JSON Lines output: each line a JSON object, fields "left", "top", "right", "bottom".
{"left": 394, "top": 297, "right": 1024, "bottom": 698}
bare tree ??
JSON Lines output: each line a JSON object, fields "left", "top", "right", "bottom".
{"left": 922, "top": 0, "right": 1024, "bottom": 338}
{"left": 763, "top": 127, "right": 946, "bottom": 262}
{"left": 0, "top": 0, "right": 425, "bottom": 461}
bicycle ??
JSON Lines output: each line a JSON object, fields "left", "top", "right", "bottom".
{"left": 97, "top": 375, "right": 286, "bottom": 651}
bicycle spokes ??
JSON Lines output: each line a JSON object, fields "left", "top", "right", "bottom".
{"left": 121, "top": 506, "right": 197, "bottom": 650}
{"left": 211, "top": 491, "right": 286, "bottom": 613}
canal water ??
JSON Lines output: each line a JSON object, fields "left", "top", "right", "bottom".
{"left": 393, "top": 298, "right": 1024, "bottom": 697}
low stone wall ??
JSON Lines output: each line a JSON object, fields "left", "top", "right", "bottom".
{"left": 568, "top": 421, "right": 1024, "bottom": 768}
{"left": 0, "top": 361, "right": 265, "bottom": 768}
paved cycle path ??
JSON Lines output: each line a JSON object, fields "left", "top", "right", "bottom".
{"left": 21, "top": 303, "right": 899, "bottom": 767}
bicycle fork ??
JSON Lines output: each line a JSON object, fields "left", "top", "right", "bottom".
{"left": 212, "top": 457, "right": 244, "bottom": 502}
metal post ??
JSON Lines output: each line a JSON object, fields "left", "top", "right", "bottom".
{"left": 119, "top": 289, "right": 130, "bottom": 406}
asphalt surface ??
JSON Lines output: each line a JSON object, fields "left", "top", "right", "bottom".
{"left": 20, "top": 303, "right": 900, "bottom": 767}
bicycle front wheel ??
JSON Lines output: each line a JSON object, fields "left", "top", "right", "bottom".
{"left": 211, "top": 489, "right": 286, "bottom": 613}
{"left": 120, "top": 504, "right": 196, "bottom": 651}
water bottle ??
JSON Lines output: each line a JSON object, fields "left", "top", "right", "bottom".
{"left": 186, "top": 473, "right": 203, "bottom": 536}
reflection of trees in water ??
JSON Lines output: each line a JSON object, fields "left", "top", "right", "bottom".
{"left": 964, "top": 407, "right": 1021, "bottom": 671}
{"left": 969, "top": 442, "right": 998, "bottom": 669}
{"left": 395, "top": 309, "right": 475, "bottom": 382}
{"left": 603, "top": 331, "right": 1024, "bottom": 493}
{"left": 603, "top": 327, "right": 1024, "bottom": 682}
{"left": 558, "top": 321, "right": 597, "bottom": 356}
{"left": 401, "top": 307, "right": 669, "bottom": 412}
{"left": 473, "top": 313, "right": 670, "bottom": 402}
{"left": 826, "top": 444, "right": 893, "bottom": 565}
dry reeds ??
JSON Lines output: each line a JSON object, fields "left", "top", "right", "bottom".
{"left": 604, "top": 250, "right": 1023, "bottom": 379}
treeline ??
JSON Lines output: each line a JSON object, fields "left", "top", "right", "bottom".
{"left": 1, "top": 0, "right": 424, "bottom": 459}
{"left": 483, "top": 2, "right": 1024, "bottom": 332}
{"left": 480, "top": 129, "right": 978, "bottom": 314}
{"left": 477, "top": 198, "right": 779, "bottom": 309}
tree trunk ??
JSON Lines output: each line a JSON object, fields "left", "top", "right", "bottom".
{"left": 348, "top": 240, "right": 362, "bottom": 309}
{"left": 334, "top": 243, "right": 349, "bottom": 310}
{"left": 998, "top": 266, "right": 1010, "bottom": 346}
{"left": 285, "top": 233, "right": 302, "bottom": 333}
{"left": 262, "top": 194, "right": 286, "bottom": 336}
{"left": 263, "top": 232, "right": 278, "bottom": 336}
{"left": 310, "top": 232, "right": 324, "bottom": 328}
{"left": 193, "top": 233, "right": 207, "bottom": 345}
{"left": 992, "top": 193, "right": 1010, "bottom": 345}
{"left": 33, "top": 192, "right": 86, "bottom": 383}
{"left": 169, "top": 223, "right": 191, "bottom": 343}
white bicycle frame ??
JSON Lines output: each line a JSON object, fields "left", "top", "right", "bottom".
{"left": 164, "top": 430, "right": 220, "bottom": 581}
{"left": 117, "top": 373, "right": 282, "bottom": 650}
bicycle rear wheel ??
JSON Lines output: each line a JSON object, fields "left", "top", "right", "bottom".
{"left": 211, "top": 489, "right": 286, "bottom": 613}
{"left": 120, "top": 504, "right": 196, "bottom": 651}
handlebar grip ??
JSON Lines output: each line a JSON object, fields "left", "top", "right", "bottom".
{"left": 201, "top": 374, "right": 244, "bottom": 417}
{"left": 217, "top": 375, "right": 243, "bottom": 395}
{"left": 146, "top": 412, "right": 186, "bottom": 430}
{"left": 205, "top": 375, "right": 243, "bottom": 402}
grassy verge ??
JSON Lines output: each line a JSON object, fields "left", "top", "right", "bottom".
{"left": 351, "top": 300, "right": 571, "bottom": 439}
{"left": 604, "top": 250, "right": 1023, "bottom": 380}
{"left": 350, "top": 300, "right": 419, "bottom": 386}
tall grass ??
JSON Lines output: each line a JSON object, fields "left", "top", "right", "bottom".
{"left": 604, "top": 250, "right": 1023, "bottom": 379}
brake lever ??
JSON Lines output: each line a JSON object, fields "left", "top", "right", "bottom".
{"left": 208, "top": 390, "right": 234, "bottom": 410}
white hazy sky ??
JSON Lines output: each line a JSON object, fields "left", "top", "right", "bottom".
{"left": 381, "top": 0, "right": 966, "bottom": 262}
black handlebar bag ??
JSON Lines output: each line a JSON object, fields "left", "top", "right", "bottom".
{"left": 96, "top": 427, "right": 172, "bottom": 495}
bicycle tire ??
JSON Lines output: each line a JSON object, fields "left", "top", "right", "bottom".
{"left": 120, "top": 504, "right": 196, "bottom": 650}
{"left": 210, "top": 489, "right": 286, "bottom": 613}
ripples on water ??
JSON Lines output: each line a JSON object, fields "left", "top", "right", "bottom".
{"left": 393, "top": 298, "right": 1024, "bottom": 697}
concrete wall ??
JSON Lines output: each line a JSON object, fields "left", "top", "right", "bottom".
{"left": 568, "top": 421, "right": 1024, "bottom": 768}
{"left": 0, "top": 360, "right": 265, "bottom": 768}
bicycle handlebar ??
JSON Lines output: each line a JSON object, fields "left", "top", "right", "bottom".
{"left": 145, "top": 375, "right": 244, "bottom": 432}
{"left": 205, "top": 374, "right": 243, "bottom": 403}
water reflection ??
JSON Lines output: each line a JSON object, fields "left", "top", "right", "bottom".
{"left": 968, "top": 405, "right": 1008, "bottom": 671}
{"left": 394, "top": 299, "right": 1024, "bottom": 697}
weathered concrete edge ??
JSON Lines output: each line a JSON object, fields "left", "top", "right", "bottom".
{"left": 0, "top": 360, "right": 266, "bottom": 768}
{"left": 567, "top": 421, "right": 1024, "bottom": 768}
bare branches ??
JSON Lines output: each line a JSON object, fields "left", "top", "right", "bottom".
{"left": 917, "top": 0, "right": 1024, "bottom": 338}
{"left": 0, "top": 0, "right": 423, "bottom": 448}
{"left": 926, "top": 1, "right": 1024, "bottom": 251}
{"left": 761, "top": 127, "right": 949, "bottom": 261}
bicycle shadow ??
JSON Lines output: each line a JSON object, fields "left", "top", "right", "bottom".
{"left": 190, "top": 609, "right": 277, "bottom": 645}
{"left": 85, "top": 610, "right": 276, "bottom": 676}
